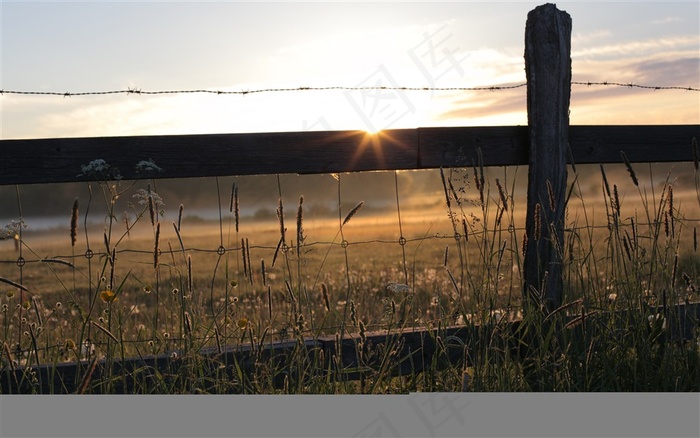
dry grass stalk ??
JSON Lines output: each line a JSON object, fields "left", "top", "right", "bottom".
{"left": 245, "top": 238, "right": 252, "bottom": 285}
{"left": 600, "top": 164, "right": 612, "bottom": 199}
{"left": 448, "top": 178, "right": 460, "bottom": 207}
{"left": 184, "top": 311, "right": 192, "bottom": 338}
{"left": 350, "top": 300, "right": 357, "bottom": 328}
{"left": 70, "top": 198, "right": 79, "bottom": 247}
{"left": 147, "top": 184, "right": 156, "bottom": 226}
{"left": 187, "top": 255, "right": 193, "bottom": 294}
{"left": 173, "top": 222, "right": 185, "bottom": 253}
{"left": 342, "top": 201, "right": 364, "bottom": 227}
{"left": 671, "top": 254, "right": 678, "bottom": 289}
{"left": 123, "top": 211, "right": 130, "bottom": 238}
{"left": 103, "top": 231, "right": 110, "bottom": 259}
{"left": 91, "top": 320, "right": 118, "bottom": 343}
{"left": 296, "top": 195, "right": 304, "bottom": 257}
{"left": 620, "top": 151, "right": 639, "bottom": 187}
{"left": 3, "top": 342, "right": 16, "bottom": 372}
{"left": 546, "top": 179, "right": 555, "bottom": 211}
{"left": 271, "top": 236, "right": 283, "bottom": 267}
{"left": 154, "top": 222, "right": 161, "bottom": 269}
{"left": 546, "top": 297, "right": 583, "bottom": 320}
{"left": 229, "top": 182, "right": 236, "bottom": 213}
{"left": 564, "top": 305, "right": 595, "bottom": 330}
{"left": 321, "top": 283, "right": 330, "bottom": 312}
{"left": 277, "top": 198, "right": 286, "bottom": 242}
{"left": 622, "top": 234, "right": 632, "bottom": 261}
{"left": 446, "top": 268, "right": 460, "bottom": 296}
{"left": 177, "top": 204, "right": 184, "bottom": 232}
{"left": 534, "top": 203, "right": 542, "bottom": 241}
{"left": 0, "top": 276, "right": 28, "bottom": 292}
{"left": 261, "top": 259, "right": 267, "bottom": 287}
{"left": 440, "top": 167, "right": 451, "bottom": 209}
{"left": 232, "top": 183, "right": 240, "bottom": 233}
{"left": 267, "top": 285, "right": 272, "bottom": 321}
{"left": 668, "top": 185, "right": 675, "bottom": 237}
{"left": 462, "top": 218, "right": 469, "bottom": 243}
{"left": 613, "top": 184, "right": 621, "bottom": 219}
{"left": 496, "top": 178, "right": 508, "bottom": 211}
{"left": 75, "top": 356, "right": 99, "bottom": 395}
{"left": 41, "top": 258, "right": 75, "bottom": 269}
{"left": 473, "top": 151, "right": 485, "bottom": 208}
{"left": 214, "top": 324, "right": 222, "bottom": 354}
{"left": 241, "top": 238, "right": 248, "bottom": 277}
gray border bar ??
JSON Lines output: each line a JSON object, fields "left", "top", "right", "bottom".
{"left": 2, "top": 393, "right": 699, "bottom": 438}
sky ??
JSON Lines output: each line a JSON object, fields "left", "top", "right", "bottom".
{"left": 0, "top": 1, "right": 698, "bottom": 139}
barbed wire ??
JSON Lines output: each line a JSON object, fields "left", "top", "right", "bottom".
{"left": 0, "top": 81, "right": 697, "bottom": 98}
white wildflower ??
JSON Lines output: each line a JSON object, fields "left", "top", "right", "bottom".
{"left": 1, "top": 219, "right": 26, "bottom": 240}
{"left": 135, "top": 159, "right": 163, "bottom": 173}
{"left": 78, "top": 159, "right": 122, "bottom": 180}
{"left": 387, "top": 283, "right": 410, "bottom": 294}
{"left": 648, "top": 313, "right": 666, "bottom": 330}
{"left": 133, "top": 188, "right": 165, "bottom": 208}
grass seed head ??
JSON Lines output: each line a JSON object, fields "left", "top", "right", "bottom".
{"left": 321, "top": 283, "right": 330, "bottom": 312}
{"left": 342, "top": 201, "right": 364, "bottom": 227}
{"left": 70, "top": 198, "right": 79, "bottom": 246}
{"left": 620, "top": 151, "right": 639, "bottom": 187}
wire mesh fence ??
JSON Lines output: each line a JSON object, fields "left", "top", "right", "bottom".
{"left": 2, "top": 156, "right": 700, "bottom": 369}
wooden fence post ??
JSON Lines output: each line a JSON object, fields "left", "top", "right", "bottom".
{"left": 523, "top": 4, "right": 572, "bottom": 313}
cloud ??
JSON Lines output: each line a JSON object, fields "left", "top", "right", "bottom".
{"left": 437, "top": 88, "right": 526, "bottom": 125}
{"left": 652, "top": 17, "right": 683, "bottom": 25}
{"left": 572, "top": 35, "right": 698, "bottom": 60}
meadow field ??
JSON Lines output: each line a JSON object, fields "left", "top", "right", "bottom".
{"left": 1, "top": 160, "right": 699, "bottom": 393}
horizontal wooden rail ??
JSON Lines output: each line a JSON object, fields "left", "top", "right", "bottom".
{"left": 1, "top": 125, "right": 698, "bottom": 185}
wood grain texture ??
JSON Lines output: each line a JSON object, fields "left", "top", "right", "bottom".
{"left": 522, "top": 3, "right": 572, "bottom": 311}
{"left": 2, "top": 125, "right": 697, "bottom": 185}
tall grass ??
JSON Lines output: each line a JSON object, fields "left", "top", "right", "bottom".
{"left": 1, "top": 152, "right": 699, "bottom": 393}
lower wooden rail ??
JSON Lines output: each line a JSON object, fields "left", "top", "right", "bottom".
{"left": 2, "top": 302, "right": 698, "bottom": 393}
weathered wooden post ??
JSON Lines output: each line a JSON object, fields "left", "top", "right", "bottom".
{"left": 523, "top": 3, "right": 571, "bottom": 313}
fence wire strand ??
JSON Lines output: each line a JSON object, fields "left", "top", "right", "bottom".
{"left": 1, "top": 81, "right": 698, "bottom": 98}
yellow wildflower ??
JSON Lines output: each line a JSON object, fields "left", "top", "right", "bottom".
{"left": 100, "top": 290, "right": 117, "bottom": 303}
{"left": 236, "top": 317, "right": 249, "bottom": 330}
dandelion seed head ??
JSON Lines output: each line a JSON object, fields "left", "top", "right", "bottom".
{"left": 387, "top": 283, "right": 410, "bottom": 294}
